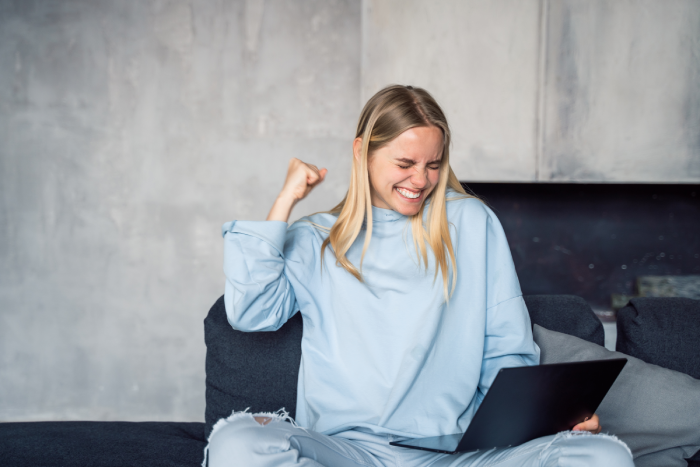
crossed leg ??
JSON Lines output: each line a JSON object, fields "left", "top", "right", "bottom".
{"left": 206, "top": 411, "right": 381, "bottom": 467}
{"left": 206, "top": 411, "right": 634, "bottom": 467}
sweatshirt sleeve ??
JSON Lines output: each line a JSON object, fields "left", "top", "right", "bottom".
{"left": 221, "top": 220, "right": 299, "bottom": 332}
{"left": 476, "top": 210, "right": 540, "bottom": 400}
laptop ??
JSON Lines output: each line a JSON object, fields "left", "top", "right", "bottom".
{"left": 389, "top": 358, "right": 627, "bottom": 454}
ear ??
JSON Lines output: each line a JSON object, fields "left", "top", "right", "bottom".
{"left": 352, "top": 137, "right": 363, "bottom": 162}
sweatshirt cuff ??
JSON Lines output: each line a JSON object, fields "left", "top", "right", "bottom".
{"left": 221, "top": 220, "right": 289, "bottom": 254}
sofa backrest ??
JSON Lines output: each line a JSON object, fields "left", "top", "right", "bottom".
{"left": 616, "top": 297, "right": 700, "bottom": 379}
{"left": 203, "top": 293, "right": 604, "bottom": 436}
{"left": 204, "top": 295, "right": 302, "bottom": 437}
{"left": 523, "top": 295, "right": 605, "bottom": 346}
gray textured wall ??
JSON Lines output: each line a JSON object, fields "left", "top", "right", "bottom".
{"left": 1, "top": 0, "right": 698, "bottom": 422}
{"left": 363, "top": 0, "right": 700, "bottom": 182}
{"left": 362, "top": 0, "right": 542, "bottom": 181}
{"left": 541, "top": 0, "right": 700, "bottom": 181}
{"left": 0, "top": 0, "right": 359, "bottom": 422}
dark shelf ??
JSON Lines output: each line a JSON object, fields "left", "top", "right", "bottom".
{"left": 461, "top": 182, "right": 700, "bottom": 309}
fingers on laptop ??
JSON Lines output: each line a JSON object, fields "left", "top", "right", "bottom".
{"left": 573, "top": 414, "right": 601, "bottom": 434}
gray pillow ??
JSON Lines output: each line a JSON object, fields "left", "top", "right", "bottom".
{"left": 533, "top": 324, "right": 700, "bottom": 467}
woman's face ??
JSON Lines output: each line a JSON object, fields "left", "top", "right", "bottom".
{"left": 356, "top": 126, "right": 443, "bottom": 217}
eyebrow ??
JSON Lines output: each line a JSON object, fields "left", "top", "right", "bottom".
{"left": 395, "top": 158, "right": 442, "bottom": 165}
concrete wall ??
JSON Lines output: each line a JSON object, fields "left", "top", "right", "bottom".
{"left": 1, "top": 0, "right": 698, "bottom": 422}
{"left": 541, "top": 0, "right": 700, "bottom": 181}
{"left": 363, "top": 0, "right": 700, "bottom": 182}
{"left": 0, "top": 0, "right": 359, "bottom": 422}
{"left": 362, "top": 0, "right": 543, "bottom": 181}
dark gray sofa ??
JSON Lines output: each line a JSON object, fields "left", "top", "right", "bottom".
{"left": 1, "top": 295, "right": 698, "bottom": 467}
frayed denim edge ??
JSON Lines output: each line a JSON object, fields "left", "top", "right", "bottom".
{"left": 202, "top": 407, "right": 304, "bottom": 467}
{"left": 539, "top": 430, "right": 633, "bottom": 460}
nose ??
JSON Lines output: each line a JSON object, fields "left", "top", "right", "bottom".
{"left": 410, "top": 167, "right": 429, "bottom": 189}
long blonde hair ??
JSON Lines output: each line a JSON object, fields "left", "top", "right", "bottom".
{"left": 321, "top": 85, "right": 472, "bottom": 300}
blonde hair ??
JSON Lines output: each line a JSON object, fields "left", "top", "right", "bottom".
{"left": 321, "top": 85, "right": 473, "bottom": 300}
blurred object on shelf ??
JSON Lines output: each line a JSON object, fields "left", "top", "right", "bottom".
{"left": 611, "top": 275, "right": 700, "bottom": 312}
{"left": 637, "top": 275, "right": 700, "bottom": 300}
{"left": 611, "top": 294, "right": 636, "bottom": 312}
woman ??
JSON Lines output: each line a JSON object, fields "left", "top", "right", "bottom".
{"left": 208, "top": 86, "right": 633, "bottom": 466}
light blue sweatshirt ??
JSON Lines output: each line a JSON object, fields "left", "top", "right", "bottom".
{"left": 221, "top": 195, "right": 540, "bottom": 438}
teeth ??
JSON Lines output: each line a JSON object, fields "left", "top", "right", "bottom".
{"left": 396, "top": 188, "right": 420, "bottom": 199}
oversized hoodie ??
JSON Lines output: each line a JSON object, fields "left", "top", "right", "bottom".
{"left": 221, "top": 194, "right": 540, "bottom": 438}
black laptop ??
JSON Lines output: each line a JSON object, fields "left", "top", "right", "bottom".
{"left": 390, "top": 358, "right": 627, "bottom": 454}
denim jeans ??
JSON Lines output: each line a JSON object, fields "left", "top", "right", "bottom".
{"left": 205, "top": 410, "right": 634, "bottom": 467}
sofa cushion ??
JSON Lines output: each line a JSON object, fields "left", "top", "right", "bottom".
{"left": 0, "top": 421, "right": 206, "bottom": 467}
{"left": 616, "top": 297, "right": 700, "bottom": 379}
{"left": 204, "top": 295, "right": 302, "bottom": 438}
{"left": 524, "top": 295, "right": 605, "bottom": 346}
{"left": 534, "top": 324, "right": 700, "bottom": 467}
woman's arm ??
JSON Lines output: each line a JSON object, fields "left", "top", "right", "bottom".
{"left": 477, "top": 211, "right": 541, "bottom": 398}
{"left": 476, "top": 208, "right": 603, "bottom": 434}
{"left": 223, "top": 220, "right": 296, "bottom": 331}
{"left": 222, "top": 158, "right": 327, "bottom": 332}
{"left": 267, "top": 158, "right": 327, "bottom": 222}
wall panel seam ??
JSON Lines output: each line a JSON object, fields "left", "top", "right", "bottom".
{"left": 535, "top": 0, "right": 550, "bottom": 182}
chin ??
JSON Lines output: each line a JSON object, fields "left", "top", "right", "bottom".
{"left": 398, "top": 205, "right": 422, "bottom": 216}
{"left": 393, "top": 200, "right": 424, "bottom": 217}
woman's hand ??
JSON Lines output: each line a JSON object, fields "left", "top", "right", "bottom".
{"left": 267, "top": 158, "right": 327, "bottom": 222}
{"left": 572, "top": 413, "right": 602, "bottom": 434}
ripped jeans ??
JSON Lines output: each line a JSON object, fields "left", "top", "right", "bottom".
{"left": 204, "top": 410, "right": 634, "bottom": 467}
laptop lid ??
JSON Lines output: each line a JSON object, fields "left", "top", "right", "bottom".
{"left": 390, "top": 358, "right": 627, "bottom": 454}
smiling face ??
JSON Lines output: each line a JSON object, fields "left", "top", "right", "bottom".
{"left": 355, "top": 126, "right": 444, "bottom": 217}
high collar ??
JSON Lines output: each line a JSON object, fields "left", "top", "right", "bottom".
{"left": 369, "top": 205, "right": 406, "bottom": 223}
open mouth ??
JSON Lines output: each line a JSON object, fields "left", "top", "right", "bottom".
{"left": 395, "top": 187, "right": 422, "bottom": 201}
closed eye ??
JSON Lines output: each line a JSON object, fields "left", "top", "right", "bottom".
{"left": 398, "top": 164, "right": 440, "bottom": 170}
{"left": 395, "top": 159, "right": 442, "bottom": 170}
